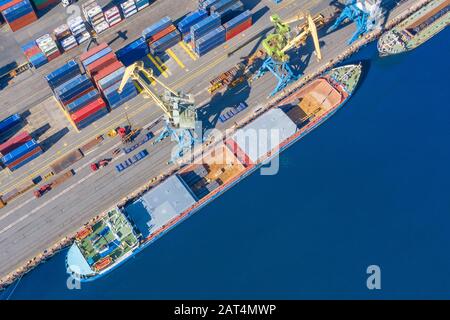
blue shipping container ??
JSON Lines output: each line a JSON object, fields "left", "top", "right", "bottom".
{"left": 66, "top": 89, "right": 100, "bottom": 113}
{"left": 116, "top": 38, "right": 149, "bottom": 66}
{"left": 190, "top": 13, "right": 220, "bottom": 42}
{"left": 149, "top": 29, "right": 180, "bottom": 54}
{"left": 98, "top": 67, "right": 125, "bottom": 91}
{"left": 0, "top": 113, "right": 21, "bottom": 134}
{"left": 217, "top": 1, "right": 244, "bottom": 24}
{"left": 55, "top": 74, "right": 91, "bottom": 100}
{"left": 142, "top": 16, "right": 172, "bottom": 40}
{"left": 195, "top": 26, "right": 225, "bottom": 55}
{"left": 223, "top": 10, "right": 252, "bottom": 31}
{"left": 45, "top": 60, "right": 81, "bottom": 89}
{"left": 76, "top": 107, "right": 109, "bottom": 129}
{"left": 1, "top": 139, "right": 38, "bottom": 165}
{"left": 9, "top": 148, "right": 43, "bottom": 171}
{"left": 81, "top": 47, "right": 113, "bottom": 68}
{"left": 177, "top": 9, "right": 208, "bottom": 34}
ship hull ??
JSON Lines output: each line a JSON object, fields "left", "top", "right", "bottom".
{"left": 378, "top": 0, "right": 449, "bottom": 56}
{"left": 67, "top": 65, "right": 361, "bottom": 282}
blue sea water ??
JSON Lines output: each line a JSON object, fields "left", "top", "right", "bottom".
{"left": 2, "top": 29, "right": 450, "bottom": 299}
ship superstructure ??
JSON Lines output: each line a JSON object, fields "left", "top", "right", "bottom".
{"left": 66, "top": 64, "right": 362, "bottom": 281}
{"left": 378, "top": 0, "right": 449, "bottom": 56}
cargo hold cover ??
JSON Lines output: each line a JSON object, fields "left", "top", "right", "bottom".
{"left": 231, "top": 108, "right": 297, "bottom": 163}
{"left": 125, "top": 175, "right": 197, "bottom": 238}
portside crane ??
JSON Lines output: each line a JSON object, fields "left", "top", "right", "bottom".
{"left": 253, "top": 11, "right": 324, "bottom": 96}
{"left": 118, "top": 61, "right": 199, "bottom": 163}
{"left": 328, "top": 0, "right": 383, "bottom": 44}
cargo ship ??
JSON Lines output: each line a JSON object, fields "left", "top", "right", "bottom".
{"left": 66, "top": 64, "right": 362, "bottom": 281}
{"left": 377, "top": 0, "right": 449, "bottom": 56}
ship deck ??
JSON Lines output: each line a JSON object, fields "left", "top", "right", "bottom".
{"left": 75, "top": 208, "right": 139, "bottom": 270}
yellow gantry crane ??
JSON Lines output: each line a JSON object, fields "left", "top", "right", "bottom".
{"left": 118, "top": 61, "right": 196, "bottom": 129}
{"left": 118, "top": 61, "right": 199, "bottom": 163}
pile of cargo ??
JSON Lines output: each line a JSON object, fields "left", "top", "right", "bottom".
{"left": 36, "top": 33, "right": 61, "bottom": 61}
{"left": 68, "top": 15, "right": 91, "bottom": 45}
{"left": 120, "top": 0, "right": 137, "bottom": 18}
{"left": 21, "top": 41, "right": 47, "bottom": 68}
{"left": 0, "top": 115, "right": 43, "bottom": 171}
{"left": 104, "top": 6, "right": 122, "bottom": 27}
{"left": 82, "top": 0, "right": 109, "bottom": 34}
{"left": 54, "top": 24, "right": 78, "bottom": 52}
{"left": 142, "top": 16, "right": 181, "bottom": 55}
{"left": 0, "top": 0, "right": 37, "bottom": 32}
{"left": 81, "top": 43, "right": 138, "bottom": 110}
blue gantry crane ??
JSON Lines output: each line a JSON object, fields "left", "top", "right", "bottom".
{"left": 328, "top": 0, "right": 383, "bottom": 44}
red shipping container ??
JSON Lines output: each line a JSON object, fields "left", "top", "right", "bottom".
{"left": 24, "top": 46, "right": 41, "bottom": 58}
{"left": 8, "top": 11, "right": 38, "bottom": 32}
{"left": 71, "top": 98, "right": 106, "bottom": 123}
{"left": 0, "top": 131, "right": 32, "bottom": 155}
{"left": 62, "top": 86, "right": 96, "bottom": 107}
{"left": 86, "top": 52, "right": 117, "bottom": 77}
{"left": 79, "top": 43, "right": 108, "bottom": 62}
{"left": 93, "top": 60, "right": 123, "bottom": 85}
{"left": 148, "top": 25, "right": 176, "bottom": 44}
{"left": 6, "top": 146, "right": 43, "bottom": 169}
{"left": 225, "top": 18, "right": 252, "bottom": 41}
{"left": 47, "top": 50, "right": 61, "bottom": 61}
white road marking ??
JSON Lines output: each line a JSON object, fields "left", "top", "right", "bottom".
{"left": 0, "top": 172, "right": 96, "bottom": 236}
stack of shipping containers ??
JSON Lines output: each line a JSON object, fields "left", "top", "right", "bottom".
{"left": 177, "top": 9, "right": 208, "bottom": 44}
{"left": 46, "top": 59, "right": 106, "bottom": 131}
{"left": 54, "top": 24, "right": 78, "bottom": 52}
{"left": 35, "top": 33, "right": 61, "bottom": 61}
{"left": 104, "top": 6, "right": 122, "bottom": 27}
{"left": 0, "top": 114, "right": 43, "bottom": 171}
{"left": 180, "top": 1, "right": 252, "bottom": 57}
{"left": 120, "top": 0, "right": 137, "bottom": 19}
{"left": 68, "top": 15, "right": 91, "bottom": 44}
{"left": 21, "top": 40, "right": 47, "bottom": 68}
{"left": 82, "top": 0, "right": 109, "bottom": 34}
{"left": 1, "top": 139, "right": 43, "bottom": 171}
{"left": 0, "top": 0, "right": 37, "bottom": 32}
{"left": 81, "top": 43, "right": 138, "bottom": 110}
{"left": 142, "top": 16, "right": 180, "bottom": 55}
{"left": 223, "top": 9, "right": 252, "bottom": 41}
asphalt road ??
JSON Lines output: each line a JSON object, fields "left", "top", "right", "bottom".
{"left": 0, "top": 0, "right": 417, "bottom": 280}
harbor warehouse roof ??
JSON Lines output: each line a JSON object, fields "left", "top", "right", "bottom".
{"left": 232, "top": 108, "right": 297, "bottom": 163}
{"left": 125, "top": 175, "right": 197, "bottom": 238}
